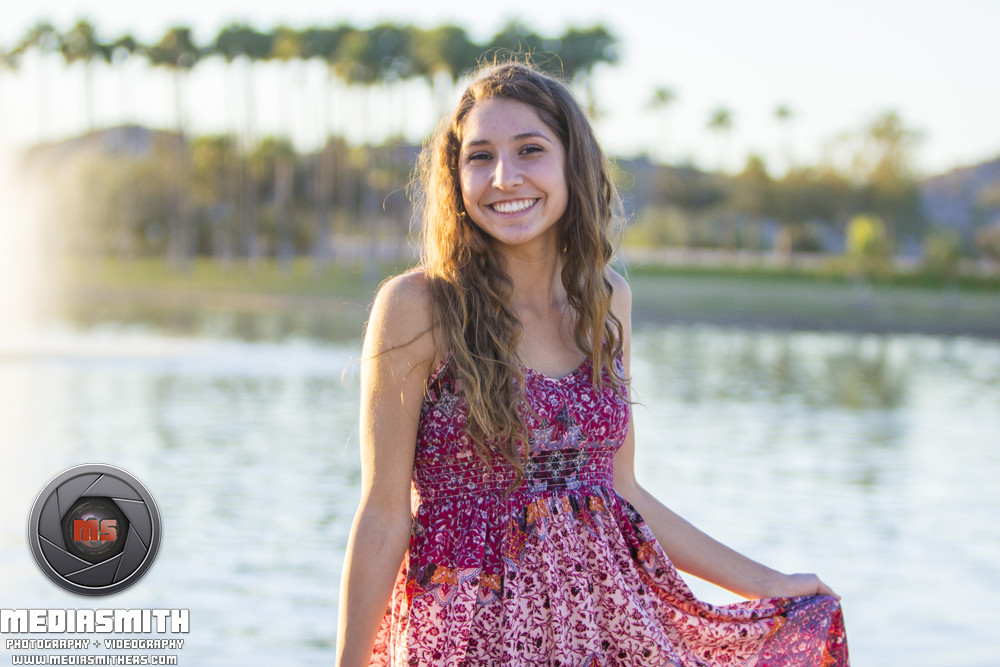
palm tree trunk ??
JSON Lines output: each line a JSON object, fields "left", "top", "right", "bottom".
{"left": 219, "top": 62, "right": 239, "bottom": 268}
{"left": 275, "top": 155, "right": 294, "bottom": 273}
{"left": 311, "top": 66, "right": 335, "bottom": 272}
{"left": 169, "top": 68, "right": 192, "bottom": 271}
{"left": 242, "top": 56, "right": 259, "bottom": 265}
{"left": 36, "top": 53, "right": 49, "bottom": 142}
{"left": 0, "top": 69, "right": 5, "bottom": 138}
{"left": 364, "top": 180, "right": 380, "bottom": 284}
{"left": 84, "top": 61, "right": 95, "bottom": 133}
{"left": 114, "top": 62, "right": 134, "bottom": 260}
{"left": 363, "top": 86, "right": 379, "bottom": 283}
{"left": 220, "top": 154, "right": 238, "bottom": 267}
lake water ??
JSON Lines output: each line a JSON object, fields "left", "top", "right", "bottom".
{"left": 1, "top": 318, "right": 998, "bottom": 666}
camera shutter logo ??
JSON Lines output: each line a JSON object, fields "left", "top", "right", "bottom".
{"left": 28, "top": 464, "right": 162, "bottom": 596}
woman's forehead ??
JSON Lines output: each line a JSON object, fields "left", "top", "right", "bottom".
{"left": 460, "top": 98, "right": 557, "bottom": 147}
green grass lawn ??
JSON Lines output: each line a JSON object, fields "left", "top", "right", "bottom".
{"left": 55, "top": 257, "right": 412, "bottom": 341}
{"left": 64, "top": 256, "right": 414, "bottom": 299}
{"left": 627, "top": 271, "right": 1000, "bottom": 336}
{"left": 59, "top": 257, "right": 1000, "bottom": 340}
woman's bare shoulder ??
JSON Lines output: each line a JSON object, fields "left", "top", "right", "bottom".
{"left": 604, "top": 266, "right": 632, "bottom": 320}
{"left": 366, "top": 270, "right": 440, "bottom": 372}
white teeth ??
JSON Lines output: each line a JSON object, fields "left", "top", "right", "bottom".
{"left": 491, "top": 199, "right": 536, "bottom": 214}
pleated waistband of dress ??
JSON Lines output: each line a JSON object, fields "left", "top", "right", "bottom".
{"left": 413, "top": 448, "right": 617, "bottom": 501}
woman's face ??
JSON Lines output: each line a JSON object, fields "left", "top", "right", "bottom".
{"left": 458, "top": 98, "right": 568, "bottom": 251}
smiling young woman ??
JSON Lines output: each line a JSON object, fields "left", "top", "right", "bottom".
{"left": 335, "top": 62, "right": 849, "bottom": 667}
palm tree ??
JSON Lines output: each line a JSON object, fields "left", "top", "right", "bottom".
{"left": 247, "top": 137, "right": 297, "bottom": 272}
{"left": 214, "top": 24, "right": 270, "bottom": 136}
{"left": 147, "top": 27, "right": 201, "bottom": 269}
{"left": 18, "top": 21, "right": 62, "bottom": 142}
{"left": 270, "top": 27, "right": 303, "bottom": 139}
{"left": 555, "top": 25, "right": 619, "bottom": 118}
{"left": 646, "top": 85, "right": 678, "bottom": 164}
{"left": 300, "top": 26, "right": 351, "bottom": 132}
{"left": 857, "top": 111, "right": 925, "bottom": 247}
{"left": 487, "top": 21, "right": 546, "bottom": 64}
{"left": 332, "top": 26, "right": 372, "bottom": 267}
{"left": 375, "top": 25, "right": 415, "bottom": 139}
{"left": 411, "top": 24, "right": 479, "bottom": 118}
{"left": 0, "top": 48, "right": 21, "bottom": 142}
{"left": 339, "top": 24, "right": 413, "bottom": 141}
{"left": 191, "top": 135, "right": 239, "bottom": 264}
{"left": 864, "top": 111, "right": 922, "bottom": 173}
{"left": 707, "top": 106, "right": 734, "bottom": 173}
{"left": 213, "top": 24, "right": 273, "bottom": 263}
{"left": 733, "top": 154, "right": 774, "bottom": 252}
{"left": 268, "top": 26, "right": 304, "bottom": 268}
{"left": 108, "top": 34, "right": 139, "bottom": 260}
{"left": 300, "top": 25, "right": 350, "bottom": 269}
{"left": 274, "top": 149, "right": 296, "bottom": 272}
{"left": 336, "top": 27, "right": 376, "bottom": 142}
{"left": 108, "top": 35, "right": 138, "bottom": 122}
{"left": 336, "top": 25, "right": 406, "bottom": 282}
{"left": 146, "top": 27, "right": 200, "bottom": 137}
{"left": 59, "top": 20, "right": 110, "bottom": 133}
{"left": 774, "top": 103, "right": 794, "bottom": 171}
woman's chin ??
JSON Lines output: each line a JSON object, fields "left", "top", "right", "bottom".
{"left": 488, "top": 224, "right": 560, "bottom": 250}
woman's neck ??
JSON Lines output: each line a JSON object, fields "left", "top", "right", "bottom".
{"left": 498, "top": 241, "right": 567, "bottom": 318}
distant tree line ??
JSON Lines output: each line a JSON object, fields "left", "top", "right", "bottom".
{"left": 5, "top": 19, "right": 998, "bottom": 276}
{"left": 26, "top": 130, "right": 421, "bottom": 280}
{"left": 630, "top": 110, "right": 924, "bottom": 248}
{"left": 627, "top": 109, "right": 1000, "bottom": 273}
{"left": 5, "top": 19, "right": 618, "bottom": 274}
{"left": 22, "top": 109, "right": 999, "bottom": 280}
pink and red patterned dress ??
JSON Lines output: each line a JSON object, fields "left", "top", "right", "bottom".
{"left": 370, "top": 352, "right": 849, "bottom": 666}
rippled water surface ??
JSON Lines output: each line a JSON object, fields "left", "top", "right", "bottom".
{"left": 1, "top": 321, "right": 998, "bottom": 666}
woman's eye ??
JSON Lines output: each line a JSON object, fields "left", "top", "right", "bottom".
{"left": 469, "top": 152, "right": 491, "bottom": 161}
{"left": 520, "top": 145, "right": 543, "bottom": 155}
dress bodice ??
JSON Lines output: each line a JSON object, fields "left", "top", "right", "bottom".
{"left": 411, "top": 352, "right": 630, "bottom": 506}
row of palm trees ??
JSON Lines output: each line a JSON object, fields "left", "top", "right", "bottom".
{"left": 2, "top": 20, "right": 618, "bottom": 138}
{"left": 10, "top": 20, "right": 927, "bottom": 271}
{"left": 3, "top": 19, "right": 618, "bottom": 272}
{"left": 644, "top": 85, "right": 798, "bottom": 171}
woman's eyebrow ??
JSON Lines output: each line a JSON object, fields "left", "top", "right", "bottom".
{"left": 512, "top": 131, "right": 550, "bottom": 142}
{"left": 464, "top": 131, "right": 552, "bottom": 148}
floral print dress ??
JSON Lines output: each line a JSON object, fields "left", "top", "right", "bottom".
{"left": 369, "top": 352, "right": 849, "bottom": 666}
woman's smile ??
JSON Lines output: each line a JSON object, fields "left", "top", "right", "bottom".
{"left": 488, "top": 198, "right": 539, "bottom": 215}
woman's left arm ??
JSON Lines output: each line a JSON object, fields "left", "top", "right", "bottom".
{"left": 607, "top": 270, "right": 838, "bottom": 601}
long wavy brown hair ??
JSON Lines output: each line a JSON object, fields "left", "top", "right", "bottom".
{"left": 414, "top": 61, "right": 626, "bottom": 492}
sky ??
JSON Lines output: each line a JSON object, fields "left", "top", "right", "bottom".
{"left": 1, "top": 0, "right": 998, "bottom": 176}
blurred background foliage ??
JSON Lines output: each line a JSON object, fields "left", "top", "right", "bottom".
{"left": 3, "top": 18, "right": 1000, "bottom": 286}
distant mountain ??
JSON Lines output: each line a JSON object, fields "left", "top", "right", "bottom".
{"left": 920, "top": 156, "right": 1000, "bottom": 235}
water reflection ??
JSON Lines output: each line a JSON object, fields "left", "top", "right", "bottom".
{"left": 634, "top": 326, "right": 910, "bottom": 409}
{"left": 1, "top": 321, "right": 998, "bottom": 666}
{"left": 624, "top": 326, "right": 1000, "bottom": 667}
{"left": 59, "top": 301, "right": 368, "bottom": 343}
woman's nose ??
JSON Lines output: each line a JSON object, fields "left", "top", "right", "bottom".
{"left": 492, "top": 155, "right": 523, "bottom": 190}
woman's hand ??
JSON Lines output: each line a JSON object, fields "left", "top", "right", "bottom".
{"left": 770, "top": 572, "right": 841, "bottom": 600}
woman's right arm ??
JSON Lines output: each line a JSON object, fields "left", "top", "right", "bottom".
{"left": 336, "top": 272, "right": 438, "bottom": 667}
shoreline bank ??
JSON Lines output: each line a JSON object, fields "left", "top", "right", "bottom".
{"left": 54, "top": 274, "right": 1000, "bottom": 341}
